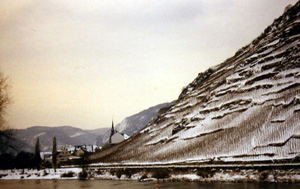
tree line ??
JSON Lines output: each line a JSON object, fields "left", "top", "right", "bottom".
{"left": 0, "top": 138, "right": 41, "bottom": 170}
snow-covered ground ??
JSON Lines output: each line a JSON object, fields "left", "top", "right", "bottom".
{"left": 2, "top": 167, "right": 300, "bottom": 182}
{"left": 86, "top": 168, "right": 300, "bottom": 182}
{"left": 0, "top": 168, "right": 82, "bottom": 180}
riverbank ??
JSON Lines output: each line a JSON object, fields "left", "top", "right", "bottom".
{"left": 88, "top": 167, "right": 300, "bottom": 182}
{"left": 0, "top": 168, "right": 82, "bottom": 180}
{"left": 2, "top": 167, "right": 300, "bottom": 182}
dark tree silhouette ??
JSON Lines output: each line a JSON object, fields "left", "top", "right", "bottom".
{"left": 0, "top": 153, "right": 15, "bottom": 169}
{"left": 15, "top": 151, "right": 34, "bottom": 169}
{"left": 52, "top": 137, "right": 57, "bottom": 172}
{"left": 32, "top": 138, "right": 41, "bottom": 170}
{"left": 79, "top": 151, "right": 88, "bottom": 180}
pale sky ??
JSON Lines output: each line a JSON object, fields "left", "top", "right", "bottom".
{"left": 0, "top": 0, "right": 298, "bottom": 130}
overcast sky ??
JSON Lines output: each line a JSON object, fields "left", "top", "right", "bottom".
{"left": 0, "top": 0, "right": 298, "bottom": 130}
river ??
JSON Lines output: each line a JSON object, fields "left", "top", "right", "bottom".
{"left": 1, "top": 180, "right": 300, "bottom": 189}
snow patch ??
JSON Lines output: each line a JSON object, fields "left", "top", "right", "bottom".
{"left": 34, "top": 132, "right": 46, "bottom": 139}
{"left": 69, "top": 132, "right": 86, "bottom": 138}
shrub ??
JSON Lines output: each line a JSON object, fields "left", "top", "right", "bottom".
{"left": 123, "top": 169, "right": 132, "bottom": 178}
{"left": 95, "top": 169, "right": 103, "bottom": 175}
{"left": 43, "top": 170, "right": 49, "bottom": 176}
{"left": 109, "top": 169, "right": 124, "bottom": 179}
{"left": 115, "top": 169, "right": 122, "bottom": 179}
{"left": 79, "top": 171, "right": 88, "bottom": 180}
{"left": 109, "top": 169, "right": 115, "bottom": 176}
{"left": 196, "top": 169, "right": 216, "bottom": 178}
{"left": 139, "top": 173, "right": 148, "bottom": 181}
{"left": 152, "top": 169, "right": 170, "bottom": 180}
{"left": 61, "top": 171, "right": 75, "bottom": 178}
{"left": 259, "top": 171, "right": 269, "bottom": 181}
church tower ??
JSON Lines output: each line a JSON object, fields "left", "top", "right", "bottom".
{"left": 109, "top": 120, "right": 115, "bottom": 144}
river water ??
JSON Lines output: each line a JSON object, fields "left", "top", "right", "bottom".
{"left": 1, "top": 180, "right": 300, "bottom": 189}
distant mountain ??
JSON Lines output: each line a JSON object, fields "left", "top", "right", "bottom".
{"left": 115, "top": 101, "right": 176, "bottom": 136}
{"left": 86, "top": 127, "right": 111, "bottom": 146}
{"left": 87, "top": 128, "right": 110, "bottom": 136}
{"left": 5, "top": 101, "right": 175, "bottom": 154}
{"left": 0, "top": 131, "right": 29, "bottom": 155}
{"left": 10, "top": 126, "right": 109, "bottom": 153}
{"left": 90, "top": 3, "right": 300, "bottom": 164}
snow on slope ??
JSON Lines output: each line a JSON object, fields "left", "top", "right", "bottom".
{"left": 69, "top": 132, "right": 86, "bottom": 138}
{"left": 89, "top": 2, "right": 300, "bottom": 164}
{"left": 115, "top": 102, "right": 175, "bottom": 136}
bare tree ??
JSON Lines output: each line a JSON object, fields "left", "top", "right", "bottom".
{"left": 0, "top": 72, "right": 12, "bottom": 153}
{"left": 0, "top": 72, "right": 10, "bottom": 131}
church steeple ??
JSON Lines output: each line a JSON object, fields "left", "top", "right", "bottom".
{"left": 109, "top": 119, "right": 114, "bottom": 144}
{"left": 111, "top": 120, "right": 115, "bottom": 135}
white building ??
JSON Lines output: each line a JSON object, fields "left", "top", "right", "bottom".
{"left": 108, "top": 120, "right": 127, "bottom": 146}
{"left": 111, "top": 132, "right": 125, "bottom": 144}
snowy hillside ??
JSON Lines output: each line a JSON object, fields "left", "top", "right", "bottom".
{"left": 89, "top": 2, "right": 300, "bottom": 164}
{"left": 115, "top": 102, "right": 175, "bottom": 136}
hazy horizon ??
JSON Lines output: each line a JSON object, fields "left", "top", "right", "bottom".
{"left": 1, "top": 0, "right": 298, "bottom": 130}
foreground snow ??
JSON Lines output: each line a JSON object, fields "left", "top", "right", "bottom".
{"left": 0, "top": 168, "right": 82, "bottom": 180}
{"left": 89, "top": 168, "right": 300, "bottom": 182}
{"left": 2, "top": 167, "right": 300, "bottom": 182}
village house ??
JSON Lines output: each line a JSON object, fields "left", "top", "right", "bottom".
{"left": 40, "top": 144, "right": 99, "bottom": 167}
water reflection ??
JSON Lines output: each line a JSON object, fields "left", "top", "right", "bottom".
{"left": 52, "top": 179, "right": 58, "bottom": 189}
{"left": 79, "top": 180, "right": 92, "bottom": 188}
{"left": 1, "top": 180, "right": 300, "bottom": 189}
